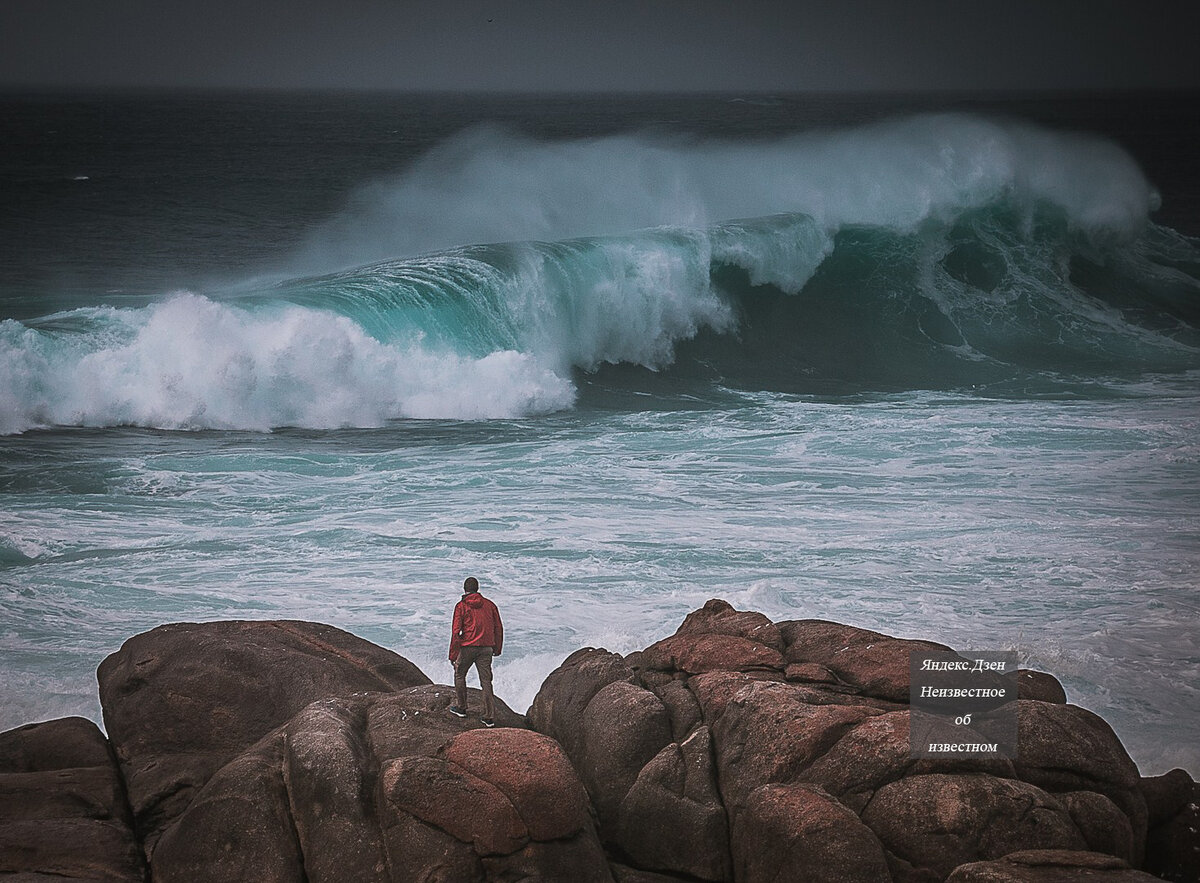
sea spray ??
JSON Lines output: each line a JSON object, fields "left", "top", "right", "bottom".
{"left": 295, "top": 113, "right": 1159, "bottom": 272}
{"left": 2, "top": 95, "right": 1199, "bottom": 786}
{"left": 2, "top": 113, "right": 1195, "bottom": 434}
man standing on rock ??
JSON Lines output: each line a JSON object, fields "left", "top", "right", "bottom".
{"left": 448, "top": 576, "right": 503, "bottom": 727}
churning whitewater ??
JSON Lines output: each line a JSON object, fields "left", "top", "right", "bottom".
{"left": 3, "top": 113, "right": 1197, "bottom": 434}
{"left": 2, "top": 95, "right": 1199, "bottom": 781}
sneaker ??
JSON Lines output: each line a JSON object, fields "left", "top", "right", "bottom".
{"left": 481, "top": 718, "right": 495, "bottom": 728}
{"left": 448, "top": 705, "right": 467, "bottom": 718}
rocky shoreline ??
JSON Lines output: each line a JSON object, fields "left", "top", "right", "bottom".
{"left": 1, "top": 600, "right": 1196, "bottom": 882}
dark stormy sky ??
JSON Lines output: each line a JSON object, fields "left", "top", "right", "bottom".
{"left": 1, "top": 0, "right": 1197, "bottom": 93}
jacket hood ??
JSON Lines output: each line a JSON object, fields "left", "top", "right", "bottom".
{"left": 462, "top": 592, "right": 485, "bottom": 607}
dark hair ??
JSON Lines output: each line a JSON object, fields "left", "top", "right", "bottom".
{"left": 464, "top": 576, "right": 479, "bottom": 592}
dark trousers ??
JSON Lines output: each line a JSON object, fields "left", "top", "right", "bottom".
{"left": 454, "top": 645, "right": 495, "bottom": 719}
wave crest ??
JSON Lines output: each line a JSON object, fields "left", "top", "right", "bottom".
{"left": 2, "top": 113, "right": 1195, "bottom": 433}
{"left": 296, "top": 113, "right": 1159, "bottom": 273}
{"left": 0, "top": 294, "right": 574, "bottom": 433}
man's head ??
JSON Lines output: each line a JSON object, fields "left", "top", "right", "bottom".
{"left": 464, "top": 576, "right": 479, "bottom": 593}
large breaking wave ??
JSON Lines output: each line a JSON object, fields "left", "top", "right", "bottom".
{"left": 3, "top": 113, "right": 1198, "bottom": 433}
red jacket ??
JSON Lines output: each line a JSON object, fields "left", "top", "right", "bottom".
{"left": 449, "top": 591, "right": 503, "bottom": 662}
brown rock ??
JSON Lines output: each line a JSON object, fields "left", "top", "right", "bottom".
{"left": 527, "top": 646, "right": 727, "bottom": 879}
{"left": 785, "top": 661, "right": 842, "bottom": 684}
{"left": 525, "top": 601, "right": 1172, "bottom": 883}
{"left": 150, "top": 685, "right": 608, "bottom": 883}
{"left": 616, "top": 727, "right": 730, "bottom": 881}
{"left": 527, "top": 647, "right": 633, "bottom": 759}
{"left": 0, "top": 717, "right": 114, "bottom": 772}
{"left": 1015, "top": 669, "right": 1067, "bottom": 704}
{"left": 280, "top": 699, "right": 389, "bottom": 883}
{"left": 151, "top": 738, "right": 306, "bottom": 883}
{"left": 379, "top": 811, "right": 483, "bottom": 883}
{"left": 674, "top": 598, "right": 785, "bottom": 651}
{"left": 802, "top": 709, "right": 1016, "bottom": 815}
{"left": 37, "top": 603, "right": 1165, "bottom": 883}
{"left": 97, "top": 620, "right": 430, "bottom": 856}
{"left": 1015, "top": 701, "right": 1148, "bottom": 863}
{"left": 708, "top": 677, "right": 878, "bottom": 809}
{"left": 641, "top": 632, "right": 784, "bottom": 675}
{"left": 779, "top": 619, "right": 952, "bottom": 703}
{"left": 0, "top": 819, "right": 145, "bottom": 882}
{"left": 801, "top": 709, "right": 915, "bottom": 806}
{"left": 0, "top": 767, "right": 125, "bottom": 823}
{"left": 443, "top": 728, "right": 593, "bottom": 842}
{"left": 732, "top": 782, "right": 891, "bottom": 883}
{"left": 654, "top": 678, "right": 703, "bottom": 741}
{"left": 1062, "top": 791, "right": 1136, "bottom": 864}
{"left": 480, "top": 834, "right": 614, "bottom": 883}
{"left": 1015, "top": 702, "right": 1141, "bottom": 796}
{"left": 1143, "top": 781, "right": 1200, "bottom": 883}
{"left": 0, "top": 718, "right": 143, "bottom": 883}
{"left": 366, "top": 683, "right": 523, "bottom": 760}
{"left": 610, "top": 862, "right": 695, "bottom": 882}
{"left": 577, "top": 681, "right": 673, "bottom": 827}
{"left": 947, "top": 848, "right": 1161, "bottom": 881}
{"left": 687, "top": 669, "right": 780, "bottom": 725}
{"left": 366, "top": 688, "right": 534, "bottom": 880}
{"left": 382, "top": 753, "right": 528, "bottom": 856}
{"left": 861, "top": 773, "right": 1088, "bottom": 878}
{"left": 1139, "top": 767, "right": 1194, "bottom": 828}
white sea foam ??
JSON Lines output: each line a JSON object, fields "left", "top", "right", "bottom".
{"left": 0, "top": 293, "right": 575, "bottom": 434}
{"left": 501, "top": 228, "right": 735, "bottom": 371}
{"left": 3, "top": 389, "right": 1196, "bottom": 774}
{"left": 2, "top": 122, "right": 1194, "bottom": 762}
{"left": 2, "top": 105, "right": 1195, "bottom": 798}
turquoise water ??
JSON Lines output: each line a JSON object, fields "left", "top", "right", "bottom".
{"left": 3, "top": 384, "right": 1197, "bottom": 774}
{"left": 1, "top": 94, "right": 1198, "bottom": 776}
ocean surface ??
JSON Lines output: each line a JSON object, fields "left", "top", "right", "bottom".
{"left": 1, "top": 92, "right": 1197, "bottom": 776}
